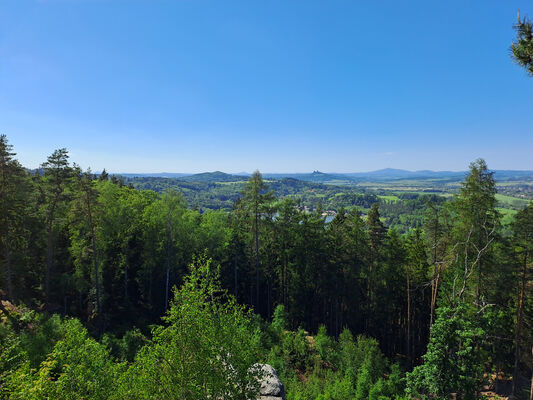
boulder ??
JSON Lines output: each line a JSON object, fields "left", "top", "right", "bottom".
{"left": 253, "top": 364, "right": 285, "bottom": 400}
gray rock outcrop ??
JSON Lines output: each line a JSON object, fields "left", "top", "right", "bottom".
{"left": 253, "top": 364, "right": 285, "bottom": 400}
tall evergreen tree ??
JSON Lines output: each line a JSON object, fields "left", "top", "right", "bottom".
{"left": 40, "top": 148, "right": 72, "bottom": 306}
{"left": 449, "top": 159, "right": 499, "bottom": 306}
{"left": 365, "top": 203, "right": 386, "bottom": 329}
{"left": 143, "top": 189, "right": 191, "bottom": 312}
{"left": 0, "top": 135, "right": 30, "bottom": 301}
{"left": 423, "top": 201, "right": 452, "bottom": 326}
{"left": 405, "top": 228, "right": 431, "bottom": 362}
{"left": 69, "top": 167, "right": 103, "bottom": 325}
{"left": 510, "top": 202, "right": 533, "bottom": 396}
{"left": 238, "top": 170, "right": 274, "bottom": 311}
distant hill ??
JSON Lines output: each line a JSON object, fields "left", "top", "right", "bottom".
{"left": 118, "top": 172, "right": 192, "bottom": 178}
{"left": 343, "top": 169, "right": 533, "bottom": 182}
{"left": 263, "top": 171, "right": 355, "bottom": 184}
{"left": 179, "top": 171, "right": 249, "bottom": 182}
{"left": 492, "top": 170, "right": 533, "bottom": 181}
{"left": 344, "top": 168, "right": 466, "bottom": 181}
{"left": 114, "top": 169, "right": 533, "bottom": 184}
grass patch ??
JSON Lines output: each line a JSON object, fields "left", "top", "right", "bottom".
{"left": 497, "top": 207, "right": 518, "bottom": 225}
{"left": 495, "top": 194, "right": 529, "bottom": 210}
{"left": 378, "top": 195, "right": 400, "bottom": 202}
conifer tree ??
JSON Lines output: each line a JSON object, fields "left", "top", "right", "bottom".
{"left": 510, "top": 202, "right": 533, "bottom": 396}
{"left": 512, "top": 12, "right": 533, "bottom": 75}
{"left": 365, "top": 203, "right": 386, "bottom": 329}
{"left": 450, "top": 159, "right": 499, "bottom": 306}
{"left": 423, "top": 201, "right": 451, "bottom": 326}
{"left": 239, "top": 170, "right": 274, "bottom": 311}
{"left": 70, "top": 167, "right": 102, "bottom": 323}
{"left": 0, "top": 135, "right": 30, "bottom": 301}
{"left": 40, "top": 148, "right": 72, "bottom": 305}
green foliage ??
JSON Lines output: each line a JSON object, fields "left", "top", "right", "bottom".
{"left": 512, "top": 12, "right": 533, "bottom": 75}
{"left": 406, "top": 305, "right": 485, "bottom": 399}
{"left": 6, "top": 318, "right": 121, "bottom": 400}
{"left": 281, "top": 328, "right": 314, "bottom": 372}
{"left": 1, "top": 136, "right": 531, "bottom": 400}
{"left": 355, "top": 358, "right": 375, "bottom": 400}
{"left": 19, "top": 313, "right": 65, "bottom": 368}
{"left": 315, "top": 325, "right": 338, "bottom": 367}
{"left": 0, "top": 325, "right": 25, "bottom": 398}
{"left": 267, "top": 318, "right": 398, "bottom": 400}
{"left": 0, "top": 134, "right": 34, "bottom": 301}
{"left": 101, "top": 328, "right": 148, "bottom": 362}
{"left": 115, "top": 257, "right": 262, "bottom": 400}
{"left": 272, "top": 304, "right": 289, "bottom": 333}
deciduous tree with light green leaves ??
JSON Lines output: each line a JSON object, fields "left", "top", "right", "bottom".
{"left": 116, "top": 257, "right": 263, "bottom": 400}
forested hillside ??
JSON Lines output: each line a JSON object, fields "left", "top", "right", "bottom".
{"left": 1, "top": 134, "right": 532, "bottom": 399}
{"left": 121, "top": 171, "right": 532, "bottom": 234}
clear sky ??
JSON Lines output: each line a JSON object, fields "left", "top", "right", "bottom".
{"left": 1, "top": 0, "right": 533, "bottom": 173}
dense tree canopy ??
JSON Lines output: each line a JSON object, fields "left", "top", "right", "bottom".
{"left": 0, "top": 135, "right": 532, "bottom": 399}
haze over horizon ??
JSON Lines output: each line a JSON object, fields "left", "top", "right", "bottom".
{"left": 2, "top": 0, "right": 533, "bottom": 173}
{"left": 110, "top": 167, "right": 533, "bottom": 177}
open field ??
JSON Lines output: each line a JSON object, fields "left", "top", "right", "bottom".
{"left": 495, "top": 194, "right": 531, "bottom": 210}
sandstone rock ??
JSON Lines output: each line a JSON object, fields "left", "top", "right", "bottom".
{"left": 252, "top": 363, "right": 285, "bottom": 400}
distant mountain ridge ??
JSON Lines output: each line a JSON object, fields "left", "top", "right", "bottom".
{"left": 263, "top": 171, "right": 355, "bottom": 184}
{"left": 118, "top": 172, "right": 191, "bottom": 178}
{"left": 113, "top": 169, "right": 533, "bottom": 183}
{"left": 344, "top": 168, "right": 466, "bottom": 181}
{"left": 179, "top": 171, "right": 249, "bottom": 182}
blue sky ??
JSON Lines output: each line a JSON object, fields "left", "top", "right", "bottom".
{"left": 1, "top": 0, "right": 532, "bottom": 173}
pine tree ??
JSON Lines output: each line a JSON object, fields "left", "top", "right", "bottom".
{"left": 450, "top": 159, "right": 499, "bottom": 306}
{"left": 512, "top": 11, "right": 533, "bottom": 76}
{"left": 238, "top": 170, "right": 274, "bottom": 311}
{"left": 423, "top": 201, "right": 451, "bottom": 326}
{"left": 510, "top": 202, "right": 533, "bottom": 396}
{"left": 70, "top": 167, "right": 102, "bottom": 325}
{"left": 365, "top": 203, "right": 386, "bottom": 330}
{"left": 40, "top": 148, "right": 72, "bottom": 306}
{"left": 0, "top": 135, "right": 30, "bottom": 301}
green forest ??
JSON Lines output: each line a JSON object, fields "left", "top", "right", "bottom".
{"left": 1, "top": 133, "right": 532, "bottom": 400}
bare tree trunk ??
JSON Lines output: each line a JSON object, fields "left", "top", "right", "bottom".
{"left": 267, "top": 279, "right": 271, "bottom": 317}
{"left": 529, "top": 347, "right": 533, "bottom": 400}
{"left": 476, "top": 258, "right": 482, "bottom": 308}
{"left": 148, "top": 267, "right": 153, "bottom": 307}
{"left": 165, "top": 209, "right": 172, "bottom": 310}
{"left": 124, "top": 263, "right": 128, "bottom": 303}
{"left": 429, "top": 205, "right": 439, "bottom": 327}
{"left": 45, "top": 228, "right": 53, "bottom": 305}
{"left": 165, "top": 261, "right": 170, "bottom": 310}
{"left": 512, "top": 253, "right": 527, "bottom": 396}
{"left": 430, "top": 265, "right": 441, "bottom": 328}
{"left": 406, "top": 265, "right": 411, "bottom": 364}
{"left": 366, "top": 258, "right": 373, "bottom": 333}
{"left": 430, "top": 276, "right": 435, "bottom": 326}
{"left": 283, "top": 253, "right": 287, "bottom": 308}
{"left": 45, "top": 200, "right": 58, "bottom": 306}
{"left": 87, "top": 198, "right": 101, "bottom": 319}
{"left": 234, "top": 254, "right": 238, "bottom": 298}
{"left": 255, "top": 208, "right": 260, "bottom": 310}
{"left": 3, "top": 241, "right": 13, "bottom": 300}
